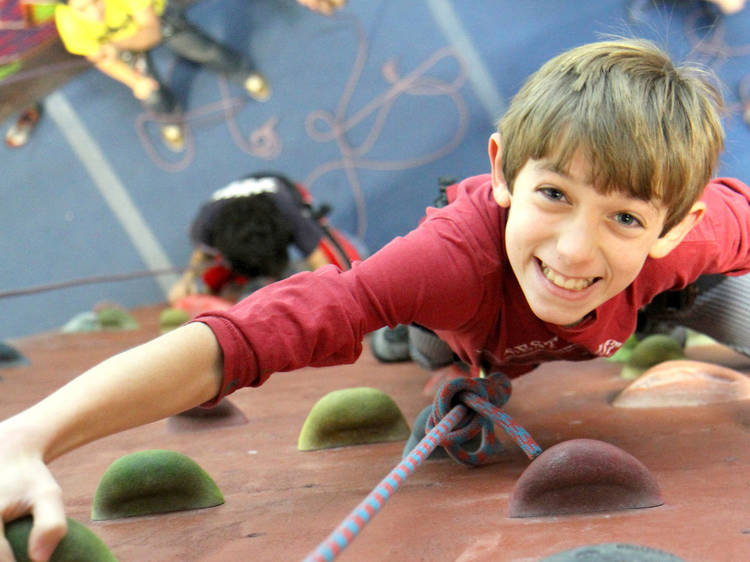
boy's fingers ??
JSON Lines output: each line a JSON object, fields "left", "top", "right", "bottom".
{"left": 28, "top": 496, "right": 67, "bottom": 562}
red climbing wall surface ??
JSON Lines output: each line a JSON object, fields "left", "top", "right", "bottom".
{"left": 1, "top": 305, "right": 749, "bottom": 561}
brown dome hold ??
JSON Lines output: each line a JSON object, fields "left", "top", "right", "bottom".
{"left": 508, "top": 438, "right": 662, "bottom": 517}
{"left": 613, "top": 360, "right": 750, "bottom": 408}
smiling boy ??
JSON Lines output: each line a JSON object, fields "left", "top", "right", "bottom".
{"left": 1, "top": 38, "right": 750, "bottom": 561}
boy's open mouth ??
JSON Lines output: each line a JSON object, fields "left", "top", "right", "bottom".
{"left": 539, "top": 260, "right": 600, "bottom": 291}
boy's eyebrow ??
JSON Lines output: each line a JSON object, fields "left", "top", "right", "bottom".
{"left": 534, "top": 158, "right": 598, "bottom": 187}
{"left": 534, "top": 160, "right": 572, "bottom": 178}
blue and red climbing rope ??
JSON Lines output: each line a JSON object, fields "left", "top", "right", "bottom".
{"left": 303, "top": 373, "right": 542, "bottom": 562}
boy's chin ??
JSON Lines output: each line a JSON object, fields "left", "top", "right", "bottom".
{"left": 531, "top": 304, "right": 591, "bottom": 328}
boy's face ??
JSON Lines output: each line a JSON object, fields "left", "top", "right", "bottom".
{"left": 488, "top": 133, "right": 703, "bottom": 327}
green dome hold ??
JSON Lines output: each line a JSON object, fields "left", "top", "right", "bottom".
{"left": 620, "top": 334, "right": 686, "bottom": 380}
{"left": 92, "top": 449, "right": 224, "bottom": 520}
{"left": 6, "top": 516, "right": 117, "bottom": 562}
{"left": 97, "top": 307, "right": 139, "bottom": 330}
{"left": 298, "top": 387, "right": 411, "bottom": 451}
{"left": 605, "top": 334, "right": 639, "bottom": 363}
{"left": 159, "top": 308, "right": 191, "bottom": 333}
{"left": 61, "top": 311, "right": 101, "bottom": 333}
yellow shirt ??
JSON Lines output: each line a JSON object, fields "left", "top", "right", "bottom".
{"left": 55, "top": 0, "right": 167, "bottom": 56}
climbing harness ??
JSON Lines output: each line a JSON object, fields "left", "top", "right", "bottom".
{"left": 304, "top": 373, "right": 542, "bottom": 562}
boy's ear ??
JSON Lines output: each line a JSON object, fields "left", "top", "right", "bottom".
{"left": 648, "top": 201, "right": 706, "bottom": 259}
{"left": 488, "top": 133, "right": 511, "bottom": 208}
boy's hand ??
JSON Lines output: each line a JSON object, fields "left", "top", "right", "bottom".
{"left": 296, "top": 0, "right": 346, "bottom": 14}
{"left": 0, "top": 442, "right": 67, "bottom": 562}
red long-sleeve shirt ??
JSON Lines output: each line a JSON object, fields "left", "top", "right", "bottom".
{"left": 194, "top": 175, "right": 750, "bottom": 406}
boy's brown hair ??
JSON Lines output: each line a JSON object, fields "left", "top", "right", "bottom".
{"left": 498, "top": 38, "right": 724, "bottom": 233}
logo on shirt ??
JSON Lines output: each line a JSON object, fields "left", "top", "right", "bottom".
{"left": 498, "top": 336, "right": 623, "bottom": 364}
{"left": 504, "top": 336, "right": 568, "bottom": 357}
{"left": 594, "top": 339, "right": 623, "bottom": 357}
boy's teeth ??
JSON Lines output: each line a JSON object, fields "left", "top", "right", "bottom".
{"left": 542, "top": 264, "right": 594, "bottom": 291}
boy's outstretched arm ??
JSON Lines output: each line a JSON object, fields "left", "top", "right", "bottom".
{"left": 0, "top": 322, "right": 223, "bottom": 562}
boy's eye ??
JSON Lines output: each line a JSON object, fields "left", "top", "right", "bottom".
{"left": 614, "top": 212, "right": 642, "bottom": 227}
{"left": 539, "top": 187, "right": 566, "bottom": 202}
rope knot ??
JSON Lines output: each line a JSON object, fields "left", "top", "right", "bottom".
{"left": 425, "top": 373, "right": 512, "bottom": 466}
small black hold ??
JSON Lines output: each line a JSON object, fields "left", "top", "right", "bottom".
{"left": 0, "top": 342, "right": 28, "bottom": 368}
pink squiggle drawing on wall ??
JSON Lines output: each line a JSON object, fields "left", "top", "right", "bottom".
{"left": 685, "top": 9, "right": 750, "bottom": 69}
{"left": 684, "top": 9, "right": 750, "bottom": 117}
{"left": 135, "top": 70, "right": 281, "bottom": 172}
{"left": 303, "top": 16, "right": 468, "bottom": 239}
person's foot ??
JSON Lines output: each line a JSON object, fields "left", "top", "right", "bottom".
{"left": 160, "top": 123, "right": 185, "bottom": 152}
{"left": 5, "top": 104, "right": 42, "bottom": 148}
{"left": 370, "top": 325, "right": 410, "bottom": 363}
{"left": 244, "top": 72, "right": 271, "bottom": 102}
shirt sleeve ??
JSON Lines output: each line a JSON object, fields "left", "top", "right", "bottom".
{"left": 633, "top": 177, "right": 750, "bottom": 305}
{"left": 192, "top": 177, "right": 503, "bottom": 405}
{"left": 694, "top": 178, "right": 750, "bottom": 276}
{"left": 55, "top": 6, "right": 101, "bottom": 56}
{"left": 664, "top": 178, "right": 750, "bottom": 278}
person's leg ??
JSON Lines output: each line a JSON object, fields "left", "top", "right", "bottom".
{"left": 125, "top": 50, "right": 184, "bottom": 150}
{"left": 407, "top": 324, "right": 456, "bottom": 370}
{"left": 159, "top": 6, "right": 270, "bottom": 100}
{"left": 129, "top": 50, "right": 180, "bottom": 115}
{"left": 370, "top": 324, "right": 410, "bottom": 363}
{"left": 639, "top": 274, "right": 750, "bottom": 357}
{"left": 370, "top": 324, "right": 456, "bottom": 368}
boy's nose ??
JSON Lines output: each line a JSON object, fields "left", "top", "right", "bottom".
{"left": 556, "top": 217, "right": 597, "bottom": 263}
